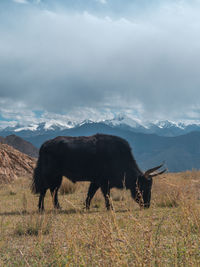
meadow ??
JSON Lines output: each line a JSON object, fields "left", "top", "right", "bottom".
{"left": 0, "top": 171, "right": 200, "bottom": 266}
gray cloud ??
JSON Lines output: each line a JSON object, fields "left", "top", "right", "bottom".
{"left": 1, "top": 1, "right": 200, "bottom": 124}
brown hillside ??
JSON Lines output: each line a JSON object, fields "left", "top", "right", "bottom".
{"left": 0, "top": 143, "right": 36, "bottom": 183}
{"left": 2, "top": 135, "right": 39, "bottom": 158}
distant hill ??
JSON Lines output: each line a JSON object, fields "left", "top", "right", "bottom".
{"left": 0, "top": 135, "right": 38, "bottom": 158}
{"left": 0, "top": 143, "right": 36, "bottom": 183}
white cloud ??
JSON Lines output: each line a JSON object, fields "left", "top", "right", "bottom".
{"left": 12, "top": 0, "right": 28, "bottom": 4}
{"left": 0, "top": 98, "right": 38, "bottom": 125}
{"left": 96, "top": 0, "right": 107, "bottom": 4}
{"left": 1, "top": 1, "right": 200, "bottom": 124}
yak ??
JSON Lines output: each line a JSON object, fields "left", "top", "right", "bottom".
{"left": 31, "top": 134, "right": 166, "bottom": 211}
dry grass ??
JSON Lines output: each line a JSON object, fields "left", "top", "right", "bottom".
{"left": 0, "top": 171, "right": 200, "bottom": 266}
{"left": 59, "top": 177, "right": 77, "bottom": 195}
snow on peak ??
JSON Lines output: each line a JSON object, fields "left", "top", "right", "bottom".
{"left": 42, "top": 120, "right": 75, "bottom": 130}
{"left": 79, "top": 119, "right": 94, "bottom": 126}
{"left": 14, "top": 124, "right": 38, "bottom": 132}
{"left": 154, "top": 120, "right": 179, "bottom": 129}
{"left": 14, "top": 120, "right": 76, "bottom": 132}
{"left": 104, "top": 113, "right": 145, "bottom": 128}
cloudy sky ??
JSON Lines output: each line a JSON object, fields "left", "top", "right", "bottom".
{"left": 0, "top": 0, "right": 200, "bottom": 127}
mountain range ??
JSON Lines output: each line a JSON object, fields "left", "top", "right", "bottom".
{"left": 1, "top": 115, "right": 200, "bottom": 138}
{"left": 1, "top": 117, "right": 200, "bottom": 173}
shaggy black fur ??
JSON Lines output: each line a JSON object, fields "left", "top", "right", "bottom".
{"left": 32, "top": 134, "right": 154, "bottom": 211}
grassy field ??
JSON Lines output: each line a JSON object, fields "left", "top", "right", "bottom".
{"left": 0, "top": 171, "right": 200, "bottom": 266}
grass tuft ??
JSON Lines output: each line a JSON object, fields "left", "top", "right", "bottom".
{"left": 9, "top": 190, "right": 16, "bottom": 195}
{"left": 157, "top": 192, "right": 180, "bottom": 208}
{"left": 59, "top": 178, "right": 77, "bottom": 195}
{"left": 14, "top": 215, "right": 52, "bottom": 236}
{"left": 111, "top": 190, "right": 125, "bottom": 202}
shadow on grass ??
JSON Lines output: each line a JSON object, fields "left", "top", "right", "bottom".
{"left": 0, "top": 208, "right": 101, "bottom": 216}
{"left": 0, "top": 207, "right": 133, "bottom": 216}
{"left": 0, "top": 208, "right": 79, "bottom": 216}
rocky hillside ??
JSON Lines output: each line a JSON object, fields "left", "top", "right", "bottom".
{"left": 0, "top": 135, "right": 38, "bottom": 158}
{"left": 0, "top": 143, "right": 36, "bottom": 183}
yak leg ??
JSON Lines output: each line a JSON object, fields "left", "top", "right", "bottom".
{"left": 101, "top": 184, "right": 113, "bottom": 210}
{"left": 38, "top": 189, "right": 47, "bottom": 212}
{"left": 50, "top": 187, "right": 61, "bottom": 209}
{"left": 50, "top": 176, "right": 62, "bottom": 209}
{"left": 85, "top": 182, "right": 99, "bottom": 210}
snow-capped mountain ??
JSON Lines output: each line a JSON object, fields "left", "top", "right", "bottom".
{"left": 103, "top": 114, "right": 147, "bottom": 129}
{"left": 1, "top": 116, "right": 200, "bottom": 138}
{"left": 148, "top": 120, "right": 200, "bottom": 137}
{"left": 5, "top": 121, "right": 76, "bottom": 135}
{"left": 104, "top": 115, "right": 200, "bottom": 136}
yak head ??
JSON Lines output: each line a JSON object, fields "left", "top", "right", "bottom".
{"left": 133, "top": 164, "right": 166, "bottom": 208}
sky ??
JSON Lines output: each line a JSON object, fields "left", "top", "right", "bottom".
{"left": 0, "top": 0, "right": 200, "bottom": 127}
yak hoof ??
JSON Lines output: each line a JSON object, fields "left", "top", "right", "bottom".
{"left": 38, "top": 208, "right": 45, "bottom": 213}
{"left": 106, "top": 205, "right": 113, "bottom": 211}
{"left": 55, "top": 204, "right": 62, "bottom": 210}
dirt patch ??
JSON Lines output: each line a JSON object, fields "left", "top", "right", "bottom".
{"left": 0, "top": 143, "right": 36, "bottom": 183}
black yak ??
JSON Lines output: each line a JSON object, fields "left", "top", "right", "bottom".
{"left": 31, "top": 134, "right": 166, "bottom": 211}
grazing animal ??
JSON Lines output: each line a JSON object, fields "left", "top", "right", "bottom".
{"left": 31, "top": 134, "right": 166, "bottom": 211}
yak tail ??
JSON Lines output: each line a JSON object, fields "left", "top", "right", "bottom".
{"left": 31, "top": 154, "right": 43, "bottom": 194}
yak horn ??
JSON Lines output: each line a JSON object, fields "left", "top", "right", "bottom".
{"left": 149, "top": 169, "right": 167, "bottom": 177}
{"left": 144, "top": 163, "right": 164, "bottom": 178}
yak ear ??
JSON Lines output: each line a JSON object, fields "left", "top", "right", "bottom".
{"left": 144, "top": 163, "right": 165, "bottom": 178}
{"left": 149, "top": 169, "right": 167, "bottom": 178}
